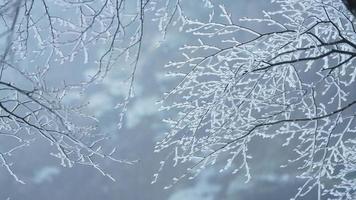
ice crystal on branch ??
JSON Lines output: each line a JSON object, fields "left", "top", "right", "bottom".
{"left": 156, "top": 0, "right": 356, "bottom": 199}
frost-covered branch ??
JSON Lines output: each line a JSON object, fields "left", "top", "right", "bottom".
{"left": 156, "top": 0, "right": 356, "bottom": 199}
{"left": 0, "top": 0, "right": 168, "bottom": 182}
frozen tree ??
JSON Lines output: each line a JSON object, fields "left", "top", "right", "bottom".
{"left": 0, "top": 0, "right": 166, "bottom": 183}
{"left": 0, "top": 0, "right": 209, "bottom": 185}
{"left": 156, "top": 0, "right": 356, "bottom": 199}
{"left": 1, "top": 0, "right": 355, "bottom": 198}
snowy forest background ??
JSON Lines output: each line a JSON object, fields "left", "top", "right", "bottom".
{"left": 0, "top": 0, "right": 355, "bottom": 199}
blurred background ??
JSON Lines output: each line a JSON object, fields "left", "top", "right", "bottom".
{"left": 0, "top": 1, "right": 317, "bottom": 199}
